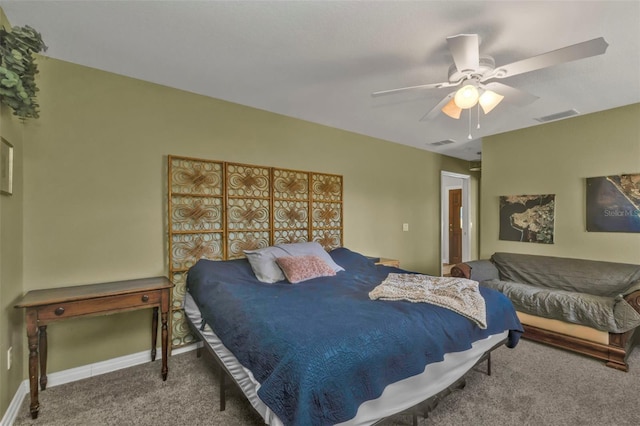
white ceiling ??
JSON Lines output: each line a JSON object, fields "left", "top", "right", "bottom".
{"left": 2, "top": 1, "right": 639, "bottom": 161}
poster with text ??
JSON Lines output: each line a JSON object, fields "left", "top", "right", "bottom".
{"left": 499, "top": 194, "right": 555, "bottom": 243}
{"left": 586, "top": 174, "right": 640, "bottom": 233}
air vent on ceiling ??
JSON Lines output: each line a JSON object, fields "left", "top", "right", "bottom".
{"left": 534, "top": 109, "right": 580, "bottom": 123}
{"left": 429, "top": 139, "right": 456, "bottom": 146}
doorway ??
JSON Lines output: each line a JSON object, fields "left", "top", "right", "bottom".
{"left": 440, "top": 171, "right": 471, "bottom": 276}
{"left": 448, "top": 188, "right": 463, "bottom": 265}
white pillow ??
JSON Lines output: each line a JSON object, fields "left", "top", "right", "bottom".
{"left": 244, "top": 246, "right": 288, "bottom": 283}
{"left": 244, "top": 242, "right": 343, "bottom": 283}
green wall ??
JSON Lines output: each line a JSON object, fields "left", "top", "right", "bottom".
{"left": 0, "top": 97, "right": 26, "bottom": 424}
{"left": 481, "top": 103, "right": 640, "bottom": 264}
{"left": 0, "top": 8, "right": 26, "bottom": 417}
{"left": 1, "top": 53, "right": 476, "bottom": 400}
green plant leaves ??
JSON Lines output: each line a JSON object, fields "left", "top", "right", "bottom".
{"left": 0, "top": 24, "right": 47, "bottom": 119}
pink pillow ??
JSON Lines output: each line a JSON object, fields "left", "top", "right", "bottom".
{"left": 275, "top": 255, "right": 337, "bottom": 284}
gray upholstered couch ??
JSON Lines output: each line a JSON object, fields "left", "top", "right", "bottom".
{"left": 452, "top": 252, "right": 640, "bottom": 371}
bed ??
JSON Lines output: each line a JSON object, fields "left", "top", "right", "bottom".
{"left": 184, "top": 245, "right": 523, "bottom": 425}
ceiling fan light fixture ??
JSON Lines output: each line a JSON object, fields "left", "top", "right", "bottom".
{"left": 454, "top": 84, "right": 479, "bottom": 109}
{"left": 441, "top": 98, "right": 462, "bottom": 119}
{"left": 478, "top": 90, "right": 504, "bottom": 114}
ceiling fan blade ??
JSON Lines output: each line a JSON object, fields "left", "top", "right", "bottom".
{"left": 483, "top": 37, "right": 608, "bottom": 80}
{"left": 372, "top": 80, "right": 459, "bottom": 97}
{"left": 420, "top": 92, "right": 456, "bottom": 121}
{"left": 446, "top": 34, "right": 479, "bottom": 73}
{"left": 481, "top": 82, "right": 539, "bottom": 106}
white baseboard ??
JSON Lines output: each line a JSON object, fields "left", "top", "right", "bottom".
{"left": 0, "top": 381, "right": 28, "bottom": 426}
{"left": 0, "top": 344, "right": 197, "bottom": 426}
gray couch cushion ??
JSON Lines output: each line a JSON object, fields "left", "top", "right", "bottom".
{"left": 491, "top": 252, "right": 640, "bottom": 298}
{"left": 483, "top": 278, "right": 640, "bottom": 333}
{"left": 465, "top": 260, "right": 500, "bottom": 282}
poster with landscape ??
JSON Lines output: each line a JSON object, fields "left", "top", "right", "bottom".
{"left": 586, "top": 173, "right": 640, "bottom": 233}
{"left": 499, "top": 194, "right": 555, "bottom": 244}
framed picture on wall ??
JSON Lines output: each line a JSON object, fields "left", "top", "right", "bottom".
{"left": 586, "top": 174, "right": 640, "bottom": 233}
{"left": 499, "top": 194, "right": 555, "bottom": 244}
{"left": 1, "top": 138, "right": 14, "bottom": 196}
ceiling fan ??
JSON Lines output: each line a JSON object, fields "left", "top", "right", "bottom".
{"left": 372, "top": 34, "right": 608, "bottom": 123}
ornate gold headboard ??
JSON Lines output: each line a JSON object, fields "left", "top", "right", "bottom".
{"left": 167, "top": 155, "right": 343, "bottom": 347}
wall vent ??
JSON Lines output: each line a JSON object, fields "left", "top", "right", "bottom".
{"left": 534, "top": 109, "right": 579, "bottom": 123}
{"left": 429, "top": 139, "right": 456, "bottom": 146}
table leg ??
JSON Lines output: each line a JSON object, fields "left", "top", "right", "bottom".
{"left": 26, "top": 310, "right": 40, "bottom": 419}
{"left": 151, "top": 307, "right": 158, "bottom": 361}
{"left": 161, "top": 310, "right": 169, "bottom": 380}
{"left": 39, "top": 325, "right": 48, "bottom": 390}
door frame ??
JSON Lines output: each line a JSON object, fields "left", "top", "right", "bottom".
{"left": 440, "top": 171, "right": 471, "bottom": 275}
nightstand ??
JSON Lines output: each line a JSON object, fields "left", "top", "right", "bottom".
{"left": 375, "top": 258, "right": 400, "bottom": 268}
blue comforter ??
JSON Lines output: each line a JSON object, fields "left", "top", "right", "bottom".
{"left": 187, "top": 248, "right": 522, "bottom": 426}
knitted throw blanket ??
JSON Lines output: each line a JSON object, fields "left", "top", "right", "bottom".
{"left": 369, "top": 273, "right": 487, "bottom": 329}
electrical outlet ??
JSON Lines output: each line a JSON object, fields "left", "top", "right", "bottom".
{"left": 402, "top": 223, "right": 409, "bottom": 232}
{"left": 7, "top": 346, "right": 12, "bottom": 370}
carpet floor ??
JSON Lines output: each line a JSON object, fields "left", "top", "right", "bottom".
{"left": 13, "top": 339, "right": 640, "bottom": 426}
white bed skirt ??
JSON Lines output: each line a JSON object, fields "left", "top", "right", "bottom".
{"left": 184, "top": 293, "right": 508, "bottom": 426}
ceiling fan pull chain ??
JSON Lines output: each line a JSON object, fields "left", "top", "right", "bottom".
{"left": 477, "top": 104, "right": 481, "bottom": 130}
{"left": 468, "top": 109, "right": 472, "bottom": 140}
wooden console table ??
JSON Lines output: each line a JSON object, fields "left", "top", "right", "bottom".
{"left": 15, "top": 276, "right": 173, "bottom": 419}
